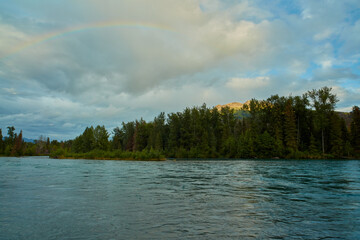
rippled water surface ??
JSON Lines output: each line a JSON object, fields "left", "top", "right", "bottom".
{"left": 1, "top": 157, "right": 360, "bottom": 239}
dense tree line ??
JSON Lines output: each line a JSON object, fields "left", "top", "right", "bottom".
{"left": 2, "top": 87, "right": 360, "bottom": 159}
{"left": 51, "top": 87, "right": 359, "bottom": 159}
{"left": 0, "top": 127, "right": 54, "bottom": 156}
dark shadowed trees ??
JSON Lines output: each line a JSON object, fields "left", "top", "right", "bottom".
{"left": 0, "top": 129, "right": 3, "bottom": 154}
{"left": 308, "top": 87, "right": 338, "bottom": 154}
{"left": 8, "top": 87, "right": 359, "bottom": 160}
{"left": 351, "top": 106, "right": 360, "bottom": 156}
{"left": 284, "top": 99, "right": 297, "bottom": 154}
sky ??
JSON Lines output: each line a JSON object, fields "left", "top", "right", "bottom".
{"left": 0, "top": 0, "right": 360, "bottom": 140}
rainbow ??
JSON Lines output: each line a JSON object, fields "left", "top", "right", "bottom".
{"left": 1, "top": 20, "right": 173, "bottom": 60}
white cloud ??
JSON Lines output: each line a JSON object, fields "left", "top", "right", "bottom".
{"left": 314, "top": 28, "right": 334, "bottom": 41}
{"left": 226, "top": 76, "right": 270, "bottom": 90}
{"left": 3, "top": 88, "right": 17, "bottom": 95}
{"left": 301, "top": 9, "right": 312, "bottom": 20}
{"left": 0, "top": 23, "right": 28, "bottom": 59}
{"left": 340, "top": 20, "right": 360, "bottom": 56}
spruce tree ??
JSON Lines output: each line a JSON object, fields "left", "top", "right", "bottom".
{"left": 308, "top": 87, "right": 338, "bottom": 154}
{"left": 309, "top": 134, "right": 319, "bottom": 156}
{"left": 350, "top": 106, "right": 360, "bottom": 156}
{"left": 284, "top": 99, "right": 297, "bottom": 153}
{"left": 11, "top": 130, "right": 23, "bottom": 156}
{"left": 329, "top": 113, "right": 343, "bottom": 157}
{"left": 94, "top": 125, "right": 109, "bottom": 151}
{"left": 82, "top": 126, "right": 95, "bottom": 152}
{"left": 0, "top": 129, "right": 3, "bottom": 154}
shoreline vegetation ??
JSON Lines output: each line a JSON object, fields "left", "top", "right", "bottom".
{"left": 50, "top": 149, "right": 166, "bottom": 161}
{"left": 1, "top": 87, "right": 360, "bottom": 160}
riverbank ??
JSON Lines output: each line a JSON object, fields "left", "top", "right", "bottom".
{"left": 49, "top": 149, "right": 166, "bottom": 161}
{"left": 52, "top": 155, "right": 166, "bottom": 161}
{"left": 49, "top": 155, "right": 359, "bottom": 161}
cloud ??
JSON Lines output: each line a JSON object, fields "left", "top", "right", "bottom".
{"left": 340, "top": 19, "right": 360, "bottom": 57}
{"left": 0, "top": 0, "right": 359, "bottom": 139}
{"left": 226, "top": 76, "right": 270, "bottom": 90}
{"left": 312, "top": 67, "right": 359, "bottom": 81}
{"left": 0, "top": 0, "right": 274, "bottom": 96}
{"left": 2, "top": 88, "right": 17, "bottom": 95}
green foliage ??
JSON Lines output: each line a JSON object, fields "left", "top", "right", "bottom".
{"left": 351, "top": 106, "right": 360, "bottom": 156}
{"left": 7, "top": 126, "right": 15, "bottom": 143}
{"left": 5, "top": 86, "right": 359, "bottom": 160}
{"left": 255, "top": 131, "right": 275, "bottom": 158}
{"left": 72, "top": 125, "right": 109, "bottom": 153}
{"left": 0, "top": 129, "right": 3, "bottom": 154}
{"left": 24, "top": 143, "right": 37, "bottom": 156}
{"left": 134, "top": 119, "right": 150, "bottom": 151}
{"left": 119, "top": 121, "right": 136, "bottom": 151}
{"left": 4, "top": 145, "right": 12, "bottom": 156}
{"left": 11, "top": 130, "right": 23, "bottom": 156}
{"left": 82, "top": 127, "right": 95, "bottom": 152}
{"left": 49, "top": 148, "right": 66, "bottom": 158}
{"left": 284, "top": 99, "right": 297, "bottom": 153}
{"left": 308, "top": 87, "right": 339, "bottom": 154}
{"left": 50, "top": 87, "right": 357, "bottom": 160}
{"left": 94, "top": 125, "right": 110, "bottom": 151}
{"left": 329, "top": 113, "right": 344, "bottom": 157}
{"left": 309, "top": 133, "right": 318, "bottom": 153}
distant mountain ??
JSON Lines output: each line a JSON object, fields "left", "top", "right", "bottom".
{"left": 215, "top": 101, "right": 251, "bottom": 111}
{"left": 1, "top": 137, "right": 35, "bottom": 143}
{"left": 23, "top": 138, "right": 35, "bottom": 143}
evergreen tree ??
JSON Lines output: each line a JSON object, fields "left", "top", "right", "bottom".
{"left": 72, "top": 135, "right": 84, "bottom": 153}
{"left": 46, "top": 137, "right": 51, "bottom": 153}
{"left": 309, "top": 134, "right": 319, "bottom": 156}
{"left": 11, "top": 130, "right": 23, "bottom": 156}
{"left": 28, "top": 86, "right": 358, "bottom": 160}
{"left": 293, "top": 95, "right": 311, "bottom": 151}
{"left": 220, "top": 106, "right": 236, "bottom": 155}
{"left": 180, "top": 108, "right": 192, "bottom": 150}
{"left": 265, "top": 95, "right": 285, "bottom": 156}
{"left": 93, "top": 125, "right": 109, "bottom": 151}
{"left": 247, "top": 99, "right": 263, "bottom": 135}
{"left": 223, "top": 136, "right": 236, "bottom": 158}
{"left": 308, "top": 87, "right": 338, "bottom": 154}
{"left": 82, "top": 126, "right": 95, "bottom": 152}
{"left": 7, "top": 126, "right": 15, "bottom": 141}
{"left": 112, "top": 127, "right": 124, "bottom": 150}
{"left": 0, "top": 129, "right": 3, "bottom": 154}
{"left": 350, "top": 106, "right": 360, "bottom": 156}
{"left": 329, "top": 113, "right": 344, "bottom": 157}
{"left": 340, "top": 117, "right": 351, "bottom": 157}
{"left": 6, "top": 126, "right": 15, "bottom": 146}
{"left": 210, "top": 107, "right": 223, "bottom": 153}
{"left": 284, "top": 99, "right": 297, "bottom": 153}
{"left": 167, "top": 113, "right": 181, "bottom": 156}
{"left": 237, "top": 130, "right": 255, "bottom": 158}
{"left": 133, "top": 119, "right": 149, "bottom": 151}
{"left": 148, "top": 112, "right": 166, "bottom": 151}
{"left": 121, "top": 121, "right": 136, "bottom": 151}
{"left": 255, "top": 131, "right": 275, "bottom": 158}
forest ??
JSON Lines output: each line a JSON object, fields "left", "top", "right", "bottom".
{"left": 1, "top": 87, "right": 360, "bottom": 160}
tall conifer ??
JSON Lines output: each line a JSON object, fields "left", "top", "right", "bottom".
{"left": 284, "top": 99, "right": 297, "bottom": 153}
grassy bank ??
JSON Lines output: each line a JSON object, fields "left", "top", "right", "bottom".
{"left": 50, "top": 149, "right": 166, "bottom": 161}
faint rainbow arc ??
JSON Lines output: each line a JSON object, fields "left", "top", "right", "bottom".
{"left": 1, "top": 20, "right": 174, "bottom": 60}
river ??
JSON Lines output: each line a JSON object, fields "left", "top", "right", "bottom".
{"left": 0, "top": 157, "right": 359, "bottom": 239}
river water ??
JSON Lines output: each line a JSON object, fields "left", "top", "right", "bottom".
{"left": 0, "top": 157, "right": 359, "bottom": 239}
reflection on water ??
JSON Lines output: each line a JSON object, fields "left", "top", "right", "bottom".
{"left": 0, "top": 157, "right": 360, "bottom": 239}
